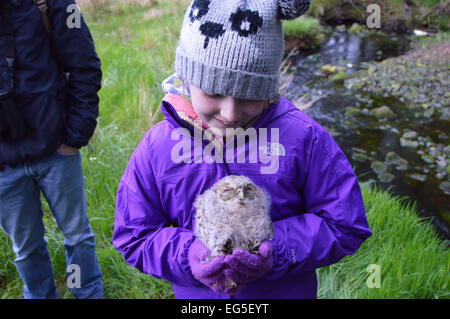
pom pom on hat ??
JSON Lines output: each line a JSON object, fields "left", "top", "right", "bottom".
{"left": 278, "top": 0, "right": 312, "bottom": 20}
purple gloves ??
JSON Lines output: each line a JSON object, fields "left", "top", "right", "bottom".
{"left": 188, "top": 239, "right": 274, "bottom": 295}
{"left": 188, "top": 239, "right": 228, "bottom": 293}
{"left": 224, "top": 241, "right": 274, "bottom": 291}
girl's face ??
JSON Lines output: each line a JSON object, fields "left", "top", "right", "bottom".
{"left": 189, "top": 83, "right": 268, "bottom": 138}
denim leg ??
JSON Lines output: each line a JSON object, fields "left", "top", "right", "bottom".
{"left": 35, "top": 150, "right": 103, "bottom": 299}
{"left": 0, "top": 164, "right": 58, "bottom": 299}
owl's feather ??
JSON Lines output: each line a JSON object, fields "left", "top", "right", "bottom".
{"left": 194, "top": 175, "right": 274, "bottom": 261}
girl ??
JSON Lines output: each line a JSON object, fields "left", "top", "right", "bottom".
{"left": 113, "top": 0, "right": 372, "bottom": 299}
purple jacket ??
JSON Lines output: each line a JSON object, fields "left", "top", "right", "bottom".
{"left": 113, "top": 96, "right": 372, "bottom": 299}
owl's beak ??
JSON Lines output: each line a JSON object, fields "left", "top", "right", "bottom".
{"left": 237, "top": 189, "right": 245, "bottom": 200}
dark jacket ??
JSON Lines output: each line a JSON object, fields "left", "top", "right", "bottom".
{"left": 0, "top": 0, "right": 101, "bottom": 166}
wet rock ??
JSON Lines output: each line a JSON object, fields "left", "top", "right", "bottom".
{"left": 371, "top": 105, "right": 396, "bottom": 120}
{"left": 371, "top": 161, "right": 387, "bottom": 174}
{"left": 321, "top": 64, "right": 344, "bottom": 74}
{"left": 438, "top": 132, "right": 448, "bottom": 140}
{"left": 439, "top": 107, "right": 450, "bottom": 121}
{"left": 395, "top": 158, "right": 409, "bottom": 171}
{"left": 345, "top": 106, "right": 362, "bottom": 117}
{"left": 443, "top": 145, "right": 450, "bottom": 156}
{"left": 385, "top": 151, "right": 400, "bottom": 164}
{"left": 331, "top": 72, "right": 349, "bottom": 83}
{"left": 349, "top": 23, "right": 366, "bottom": 33}
{"left": 402, "top": 130, "right": 417, "bottom": 139}
{"left": 436, "top": 172, "right": 446, "bottom": 180}
{"left": 385, "top": 151, "right": 408, "bottom": 171}
{"left": 439, "top": 181, "right": 450, "bottom": 195}
{"left": 378, "top": 172, "right": 395, "bottom": 183}
{"left": 352, "top": 152, "right": 368, "bottom": 163}
{"left": 424, "top": 108, "right": 435, "bottom": 118}
{"left": 400, "top": 137, "right": 418, "bottom": 148}
{"left": 437, "top": 160, "right": 447, "bottom": 169}
{"left": 409, "top": 173, "right": 427, "bottom": 182}
{"left": 421, "top": 154, "right": 435, "bottom": 164}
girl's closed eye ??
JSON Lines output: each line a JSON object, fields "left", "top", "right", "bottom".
{"left": 203, "top": 91, "right": 223, "bottom": 99}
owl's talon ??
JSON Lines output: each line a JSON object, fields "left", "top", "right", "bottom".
{"left": 225, "top": 279, "right": 237, "bottom": 290}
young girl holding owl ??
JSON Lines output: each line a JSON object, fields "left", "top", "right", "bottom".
{"left": 113, "top": 0, "right": 372, "bottom": 299}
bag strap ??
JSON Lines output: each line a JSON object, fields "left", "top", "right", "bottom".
{"left": 33, "top": 0, "right": 51, "bottom": 35}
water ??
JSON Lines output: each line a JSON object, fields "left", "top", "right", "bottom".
{"left": 284, "top": 28, "right": 450, "bottom": 239}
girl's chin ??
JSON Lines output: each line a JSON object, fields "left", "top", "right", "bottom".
{"left": 209, "top": 125, "right": 244, "bottom": 137}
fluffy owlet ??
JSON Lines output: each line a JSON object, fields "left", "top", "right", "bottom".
{"left": 193, "top": 175, "right": 274, "bottom": 261}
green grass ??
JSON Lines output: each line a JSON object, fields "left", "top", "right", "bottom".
{"left": 317, "top": 182, "right": 449, "bottom": 299}
{"left": 0, "top": 1, "right": 448, "bottom": 299}
{"left": 283, "top": 15, "right": 326, "bottom": 48}
{"left": 283, "top": 15, "right": 324, "bottom": 37}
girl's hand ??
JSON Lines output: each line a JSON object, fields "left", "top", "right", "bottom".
{"left": 223, "top": 241, "right": 274, "bottom": 286}
{"left": 188, "top": 239, "right": 228, "bottom": 293}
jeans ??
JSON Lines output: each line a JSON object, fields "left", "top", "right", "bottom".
{"left": 0, "top": 150, "right": 103, "bottom": 299}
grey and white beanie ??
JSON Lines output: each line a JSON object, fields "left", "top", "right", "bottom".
{"left": 175, "top": 0, "right": 311, "bottom": 100}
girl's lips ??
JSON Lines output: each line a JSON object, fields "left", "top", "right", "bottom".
{"left": 215, "top": 118, "right": 240, "bottom": 127}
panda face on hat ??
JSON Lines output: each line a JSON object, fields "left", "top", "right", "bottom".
{"left": 189, "top": 0, "right": 264, "bottom": 49}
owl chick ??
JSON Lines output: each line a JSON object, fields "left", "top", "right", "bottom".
{"left": 193, "top": 175, "right": 274, "bottom": 262}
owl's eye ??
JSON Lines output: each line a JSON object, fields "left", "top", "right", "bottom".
{"left": 245, "top": 184, "right": 256, "bottom": 191}
{"left": 219, "top": 187, "right": 235, "bottom": 201}
{"left": 244, "top": 184, "right": 257, "bottom": 200}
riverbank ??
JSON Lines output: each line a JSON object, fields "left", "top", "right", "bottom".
{"left": 309, "top": 0, "right": 449, "bottom": 33}
{"left": 344, "top": 32, "right": 449, "bottom": 227}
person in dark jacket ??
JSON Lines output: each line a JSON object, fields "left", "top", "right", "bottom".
{"left": 0, "top": 0, "right": 103, "bottom": 298}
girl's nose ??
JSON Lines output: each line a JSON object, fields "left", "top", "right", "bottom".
{"left": 219, "top": 97, "right": 241, "bottom": 124}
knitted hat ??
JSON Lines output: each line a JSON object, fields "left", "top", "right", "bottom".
{"left": 175, "top": 0, "right": 311, "bottom": 100}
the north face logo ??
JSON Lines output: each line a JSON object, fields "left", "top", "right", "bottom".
{"left": 259, "top": 142, "right": 286, "bottom": 157}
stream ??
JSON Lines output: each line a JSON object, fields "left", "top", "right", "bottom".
{"left": 283, "top": 27, "right": 450, "bottom": 239}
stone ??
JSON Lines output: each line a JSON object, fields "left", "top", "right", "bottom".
{"left": 437, "top": 160, "right": 447, "bottom": 169}
{"left": 378, "top": 172, "right": 395, "bottom": 183}
{"left": 371, "top": 105, "right": 397, "bottom": 119}
{"left": 331, "top": 72, "right": 349, "bottom": 83}
{"left": 396, "top": 158, "right": 409, "bottom": 171}
{"left": 352, "top": 152, "right": 368, "bottom": 163}
{"left": 349, "top": 23, "right": 365, "bottom": 33}
{"left": 439, "top": 181, "right": 450, "bottom": 195}
{"left": 385, "top": 151, "right": 399, "bottom": 164}
{"left": 421, "top": 154, "right": 435, "bottom": 164}
{"left": 402, "top": 130, "right": 417, "bottom": 139}
{"left": 444, "top": 145, "right": 450, "bottom": 156}
{"left": 400, "top": 137, "right": 418, "bottom": 148}
{"left": 371, "top": 161, "right": 387, "bottom": 174}
{"left": 408, "top": 173, "right": 427, "bottom": 182}
{"left": 345, "top": 106, "right": 362, "bottom": 117}
{"left": 321, "top": 64, "right": 338, "bottom": 74}
{"left": 385, "top": 151, "right": 408, "bottom": 170}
